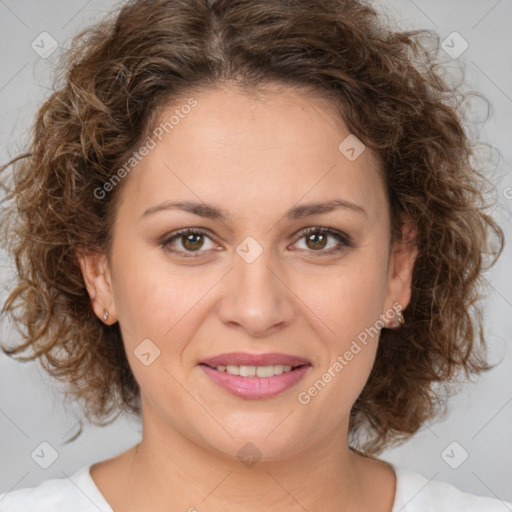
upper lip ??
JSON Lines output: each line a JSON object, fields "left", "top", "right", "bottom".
{"left": 200, "top": 352, "right": 311, "bottom": 367}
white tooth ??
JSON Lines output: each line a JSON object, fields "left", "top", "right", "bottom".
{"left": 256, "top": 365, "right": 275, "bottom": 378}
{"left": 218, "top": 364, "right": 296, "bottom": 377}
{"left": 239, "top": 365, "right": 256, "bottom": 377}
{"left": 226, "top": 365, "right": 240, "bottom": 376}
{"left": 273, "top": 364, "right": 284, "bottom": 375}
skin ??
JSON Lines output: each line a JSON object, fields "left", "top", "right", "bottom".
{"left": 79, "top": 83, "right": 417, "bottom": 512}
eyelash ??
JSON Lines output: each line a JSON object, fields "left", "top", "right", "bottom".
{"left": 161, "top": 226, "right": 352, "bottom": 258}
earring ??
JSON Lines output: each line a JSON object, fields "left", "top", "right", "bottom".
{"left": 388, "top": 304, "right": 405, "bottom": 329}
{"left": 103, "top": 309, "right": 109, "bottom": 322}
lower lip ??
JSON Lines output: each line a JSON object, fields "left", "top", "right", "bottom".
{"left": 199, "top": 364, "right": 311, "bottom": 399}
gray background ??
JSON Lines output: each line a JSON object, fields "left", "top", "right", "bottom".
{"left": 1, "top": 0, "right": 511, "bottom": 503}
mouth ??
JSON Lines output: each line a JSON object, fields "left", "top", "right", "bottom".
{"left": 198, "top": 352, "right": 312, "bottom": 399}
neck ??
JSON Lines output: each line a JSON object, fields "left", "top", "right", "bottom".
{"left": 110, "top": 416, "right": 386, "bottom": 512}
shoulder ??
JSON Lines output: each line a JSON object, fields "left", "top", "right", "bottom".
{"left": 391, "top": 464, "right": 512, "bottom": 512}
{"left": 0, "top": 465, "right": 112, "bottom": 512}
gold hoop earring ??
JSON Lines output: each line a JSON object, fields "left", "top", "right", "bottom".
{"left": 103, "top": 309, "right": 109, "bottom": 322}
{"left": 397, "top": 311, "right": 405, "bottom": 326}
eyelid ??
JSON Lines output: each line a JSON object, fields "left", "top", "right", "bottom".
{"left": 293, "top": 226, "right": 352, "bottom": 246}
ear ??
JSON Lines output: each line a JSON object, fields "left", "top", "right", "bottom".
{"left": 383, "top": 218, "right": 418, "bottom": 327}
{"left": 77, "top": 249, "right": 118, "bottom": 325}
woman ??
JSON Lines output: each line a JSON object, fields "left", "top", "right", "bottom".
{"left": 0, "top": 0, "right": 509, "bottom": 510}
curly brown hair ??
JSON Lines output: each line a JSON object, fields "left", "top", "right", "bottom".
{"left": 0, "top": 0, "right": 504, "bottom": 454}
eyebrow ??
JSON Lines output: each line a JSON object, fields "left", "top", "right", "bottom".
{"left": 142, "top": 198, "right": 367, "bottom": 221}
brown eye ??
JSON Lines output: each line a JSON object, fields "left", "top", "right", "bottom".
{"left": 305, "top": 232, "right": 328, "bottom": 250}
{"left": 162, "top": 228, "right": 216, "bottom": 257}
{"left": 293, "top": 227, "right": 351, "bottom": 255}
{"left": 181, "top": 232, "right": 205, "bottom": 251}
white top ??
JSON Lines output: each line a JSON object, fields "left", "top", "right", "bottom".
{"left": 0, "top": 462, "right": 510, "bottom": 511}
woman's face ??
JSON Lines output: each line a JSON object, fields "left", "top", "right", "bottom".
{"left": 82, "top": 84, "right": 416, "bottom": 460}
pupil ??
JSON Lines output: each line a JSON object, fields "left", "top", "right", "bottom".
{"left": 183, "top": 233, "right": 203, "bottom": 250}
{"left": 308, "top": 233, "right": 326, "bottom": 250}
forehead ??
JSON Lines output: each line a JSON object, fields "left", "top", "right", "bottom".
{"left": 120, "top": 84, "right": 387, "bottom": 223}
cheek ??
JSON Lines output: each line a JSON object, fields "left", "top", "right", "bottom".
{"left": 109, "top": 254, "right": 207, "bottom": 408}
{"left": 296, "top": 253, "right": 389, "bottom": 405}
{"left": 306, "top": 251, "right": 389, "bottom": 343}
{"left": 109, "top": 238, "right": 226, "bottom": 366}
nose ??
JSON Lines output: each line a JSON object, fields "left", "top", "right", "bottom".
{"left": 216, "top": 247, "right": 296, "bottom": 338}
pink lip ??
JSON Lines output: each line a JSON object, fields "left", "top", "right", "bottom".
{"left": 200, "top": 352, "right": 311, "bottom": 367}
{"left": 199, "top": 364, "right": 311, "bottom": 399}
